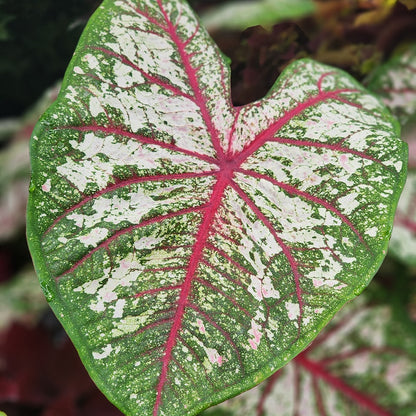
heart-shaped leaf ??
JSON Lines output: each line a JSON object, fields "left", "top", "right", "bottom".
{"left": 27, "top": 0, "right": 406, "bottom": 415}
{"left": 201, "top": 289, "right": 416, "bottom": 416}
{"left": 368, "top": 45, "right": 416, "bottom": 265}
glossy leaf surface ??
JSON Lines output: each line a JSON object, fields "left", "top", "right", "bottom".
{"left": 201, "top": 293, "right": 416, "bottom": 416}
{"left": 368, "top": 45, "right": 416, "bottom": 265}
{"left": 27, "top": 0, "right": 406, "bottom": 415}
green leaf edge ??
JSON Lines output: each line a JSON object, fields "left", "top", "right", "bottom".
{"left": 26, "top": 1, "right": 408, "bottom": 414}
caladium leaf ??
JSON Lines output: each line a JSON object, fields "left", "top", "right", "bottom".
{"left": 201, "top": 292, "right": 416, "bottom": 416}
{"left": 368, "top": 45, "right": 416, "bottom": 266}
{"left": 200, "top": 0, "right": 315, "bottom": 31}
{"left": 367, "top": 45, "right": 416, "bottom": 126}
{"left": 27, "top": 0, "right": 406, "bottom": 415}
{"left": 0, "top": 82, "right": 60, "bottom": 242}
{"left": 0, "top": 268, "right": 46, "bottom": 330}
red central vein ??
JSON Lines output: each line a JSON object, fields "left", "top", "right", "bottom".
{"left": 119, "top": 0, "right": 169, "bottom": 32}
{"left": 233, "top": 89, "right": 359, "bottom": 165}
{"left": 157, "top": 0, "right": 225, "bottom": 160}
{"left": 237, "top": 168, "right": 367, "bottom": 246}
{"left": 59, "top": 124, "right": 219, "bottom": 165}
{"left": 153, "top": 176, "right": 228, "bottom": 416}
{"left": 229, "top": 180, "right": 304, "bottom": 321}
{"left": 295, "top": 355, "right": 394, "bottom": 416}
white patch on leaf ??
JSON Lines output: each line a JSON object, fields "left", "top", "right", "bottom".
{"left": 77, "top": 227, "right": 109, "bottom": 247}
{"left": 134, "top": 236, "right": 165, "bottom": 251}
{"left": 74, "top": 66, "right": 84, "bottom": 74}
{"left": 41, "top": 179, "right": 51, "bottom": 192}
{"left": 196, "top": 319, "right": 206, "bottom": 334}
{"left": 338, "top": 192, "right": 360, "bottom": 215}
{"left": 112, "top": 299, "right": 126, "bottom": 318}
{"left": 285, "top": 301, "right": 300, "bottom": 321}
{"left": 248, "top": 319, "right": 263, "bottom": 350}
{"left": 365, "top": 227, "right": 378, "bottom": 237}
{"left": 93, "top": 343, "right": 113, "bottom": 360}
{"left": 205, "top": 347, "right": 224, "bottom": 366}
{"left": 89, "top": 96, "right": 105, "bottom": 117}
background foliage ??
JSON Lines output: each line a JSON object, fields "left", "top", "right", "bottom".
{"left": 0, "top": 0, "right": 415, "bottom": 415}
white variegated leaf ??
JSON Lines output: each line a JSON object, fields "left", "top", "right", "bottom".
{"left": 27, "top": 0, "right": 406, "bottom": 415}
{"left": 368, "top": 45, "right": 416, "bottom": 266}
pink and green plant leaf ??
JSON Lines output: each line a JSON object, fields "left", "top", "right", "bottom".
{"left": 0, "top": 82, "right": 60, "bottom": 241}
{"left": 201, "top": 291, "right": 416, "bottom": 416}
{"left": 27, "top": 0, "right": 407, "bottom": 415}
{"left": 368, "top": 45, "right": 416, "bottom": 266}
{"left": 367, "top": 45, "right": 416, "bottom": 127}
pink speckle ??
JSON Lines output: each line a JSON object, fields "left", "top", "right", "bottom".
{"left": 41, "top": 179, "right": 51, "bottom": 192}
{"left": 103, "top": 291, "right": 117, "bottom": 302}
{"left": 80, "top": 235, "right": 89, "bottom": 243}
{"left": 120, "top": 259, "right": 130, "bottom": 269}
{"left": 249, "top": 339, "right": 258, "bottom": 350}
{"left": 248, "top": 320, "right": 262, "bottom": 350}
{"left": 306, "top": 174, "right": 320, "bottom": 185}
{"left": 339, "top": 153, "right": 355, "bottom": 173}
{"left": 197, "top": 319, "right": 206, "bottom": 334}
{"left": 313, "top": 278, "right": 324, "bottom": 288}
{"left": 256, "top": 286, "right": 263, "bottom": 300}
{"left": 206, "top": 348, "right": 223, "bottom": 366}
{"left": 322, "top": 153, "right": 330, "bottom": 163}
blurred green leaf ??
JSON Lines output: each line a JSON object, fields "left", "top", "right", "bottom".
{"left": 0, "top": 82, "right": 60, "bottom": 241}
{"left": 0, "top": 267, "right": 47, "bottom": 330}
{"left": 201, "top": 0, "right": 315, "bottom": 31}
